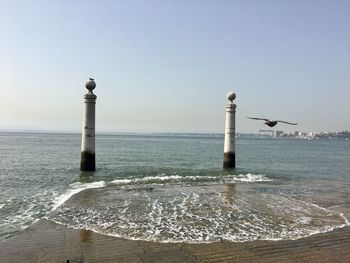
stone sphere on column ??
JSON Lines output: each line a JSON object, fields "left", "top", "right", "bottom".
{"left": 227, "top": 91, "right": 236, "bottom": 102}
{"left": 85, "top": 78, "right": 96, "bottom": 92}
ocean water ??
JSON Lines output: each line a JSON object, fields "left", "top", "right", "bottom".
{"left": 0, "top": 132, "right": 350, "bottom": 243}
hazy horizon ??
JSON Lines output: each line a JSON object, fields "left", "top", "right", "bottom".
{"left": 1, "top": 1, "right": 349, "bottom": 134}
{"left": 0, "top": 126, "right": 347, "bottom": 135}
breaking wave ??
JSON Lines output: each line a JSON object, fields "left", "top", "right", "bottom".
{"left": 52, "top": 181, "right": 106, "bottom": 210}
{"left": 110, "top": 173, "right": 272, "bottom": 185}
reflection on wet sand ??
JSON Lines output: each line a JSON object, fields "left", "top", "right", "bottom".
{"left": 80, "top": 229, "right": 93, "bottom": 262}
{"left": 80, "top": 229, "right": 92, "bottom": 243}
{"left": 224, "top": 183, "right": 235, "bottom": 206}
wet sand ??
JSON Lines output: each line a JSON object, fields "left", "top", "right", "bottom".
{"left": 1, "top": 219, "right": 350, "bottom": 263}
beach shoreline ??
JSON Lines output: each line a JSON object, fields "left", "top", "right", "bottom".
{"left": 1, "top": 219, "right": 350, "bottom": 262}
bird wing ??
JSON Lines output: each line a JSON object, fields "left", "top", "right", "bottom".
{"left": 276, "top": 120, "right": 298, "bottom": 125}
{"left": 246, "top": 117, "right": 270, "bottom": 122}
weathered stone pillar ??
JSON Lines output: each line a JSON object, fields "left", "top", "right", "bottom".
{"left": 80, "top": 78, "right": 97, "bottom": 171}
{"left": 223, "top": 91, "right": 236, "bottom": 169}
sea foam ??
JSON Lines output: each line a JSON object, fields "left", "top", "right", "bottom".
{"left": 110, "top": 173, "right": 272, "bottom": 185}
{"left": 52, "top": 174, "right": 269, "bottom": 211}
{"left": 47, "top": 183, "right": 349, "bottom": 244}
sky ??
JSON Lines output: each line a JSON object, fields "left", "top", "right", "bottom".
{"left": 1, "top": 0, "right": 349, "bottom": 133}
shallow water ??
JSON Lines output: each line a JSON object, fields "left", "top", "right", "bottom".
{"left": 1, "top": 132, "right": 350, "bottom": 242}
{"left": 48, "top": 182, "right": 348, "bottom": 243}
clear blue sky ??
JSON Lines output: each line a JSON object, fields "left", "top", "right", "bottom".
{"left": 1, "top": 0, "right": 349, "bottom": 133}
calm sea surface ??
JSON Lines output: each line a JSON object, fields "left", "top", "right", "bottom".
{"left": 1, "top": 132, "right": 350, "bottom": 242}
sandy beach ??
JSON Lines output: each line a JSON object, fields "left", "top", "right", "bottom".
{"left": 1, "top": 218, "right": 350, "bottom": 263}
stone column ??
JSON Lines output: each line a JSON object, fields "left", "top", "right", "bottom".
{"left": 223, "top": 91, "right": 236, "bottom": 169}
{"left": 80, "top": 78, "right": 97, "bottom": 171}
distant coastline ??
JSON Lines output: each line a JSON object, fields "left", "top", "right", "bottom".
{"left": 243, "top": 131, "right": 350, "bottom": 140}
{"left": 1, "top": 129, "right": 349, "bottom": 140}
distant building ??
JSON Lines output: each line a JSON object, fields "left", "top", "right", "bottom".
{"left": 308, "top": 132, "right": 315, "bottom": 138}
{"left": 275, "top": 131, "right": 284, "bottom": 137}
{"left": 293, "top": 131, "right": 300, "bottom": 137}
{"left": 259, "top": 130, "right": 274, "bottom": 137}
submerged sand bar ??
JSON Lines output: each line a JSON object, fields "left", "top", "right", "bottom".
{"left": 45, "top": 182, "right": 350, "bottom": 243}
{"left": 1, "top": 219, "right": 350, "bottom": 262}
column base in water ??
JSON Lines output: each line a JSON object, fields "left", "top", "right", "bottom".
{"left": 80, "top": 151, "right": 95, "bottom": 171}
{"left": 223, "top": 152, "right": 235, "bottom": 168}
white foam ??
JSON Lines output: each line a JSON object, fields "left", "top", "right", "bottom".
{"left": 232, "top": 173, "right": 273, "bottom": 182}
{"left": 144, "top": 175, "right": 183, "bottom": 181}
{"left": 292, "top": 198, "right": 350, "bottom": 226}
{"left": 111, "top": 175, "right": 183, "bottom": 185}
{"left": 111, "top": 173, "right": 272, "bottom": 185}
{"left": 52, "top": 181, "right": 106, "bottom": 210}
{"left": 48, "top": 187, "right": 349, "bottom": 244}
{"left": 111, "top": 179, "right": 133, "bottom": 184}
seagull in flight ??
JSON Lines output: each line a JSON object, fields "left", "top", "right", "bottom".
{"left": 247, "top": 117, "right": 298, "bottom": 127}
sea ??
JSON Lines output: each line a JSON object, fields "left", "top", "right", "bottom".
{"left": 1, "top": 132, "right": 350, "bottom": 243}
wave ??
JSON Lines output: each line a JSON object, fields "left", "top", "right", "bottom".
{"left": 232, "top": 173, "right": 272, "bottom": 182}
{"left": 50, "top": 173, "right": 271, "bottom": 210}
{"left": 110, "top": 173, "right": 272, "bottom": 185}
{"left": 52, "top": 181, "right": 106, "bottom": 210}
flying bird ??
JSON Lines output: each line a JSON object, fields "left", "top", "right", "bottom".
{"left": 246, "top": 117, "right": 298, "bottom": 127}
